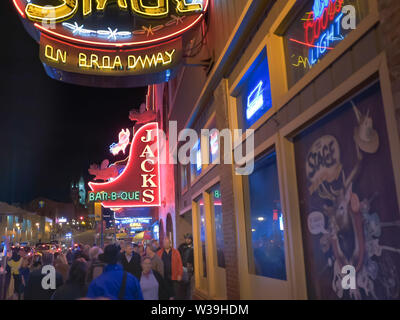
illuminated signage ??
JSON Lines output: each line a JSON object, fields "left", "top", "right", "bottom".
{"left": 88, "top": 122, "right": 161, "bottom": 208}
{"left": 247, "top": 81, "right": 264, "bottom": 120}
{"left": 39, "top": 35, "right": 182, "bottom": 78}
{"left": 285, "top": 0, "right": 368, "bottom": 87}
{"left": 57, "top": 217, "right": 67, "bottom": 223}
{"left": 241, "top": 50, "right": 272, "bottom": 128}
{"left": 304, "top": 0, "right": 344, "bottom": 66}
{"left": 13, "top": 0, "right": 208, "bottom": 87}
{"left": 110, "top": 129, "right": 131, "bottom": 155}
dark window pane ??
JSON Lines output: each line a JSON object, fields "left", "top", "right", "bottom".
{"left": 247, "top": 152, "right": 287, "bottom": 280}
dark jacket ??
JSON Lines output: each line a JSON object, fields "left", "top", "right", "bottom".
{"left": 139, "top": 270, "right": 170, "bottom": 300}
{"left": 51, "top": 283, "right": 88, "bottom": 300}
{"left": 87, "top": 264, "right": 143, "bottom": 300}
{"left": 178, "top": 243, "right": 194, "bottom": 267}
{"left": 24, "top": 267, "right": 64, "bottom": 300}
{"left": 119, "top": 252, "right": 142, "bottom": 279}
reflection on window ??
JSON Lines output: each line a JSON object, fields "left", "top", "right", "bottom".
{"left": 191, "top": 139, "right": 202, "bottom": 182}
{"left": 210, "top": 184, "right": 225, "bottom": 268}
{"left": 197, "top": 197, "right": 207, "bottom": 278}
{"left": 209, "top": 129, "right": 219, "bottom": 165}
{"left": 181, "top": 164, "right": 188, "bottom": 191}
{"left": 247, "top": 152, "right": 286, "bottom": 280}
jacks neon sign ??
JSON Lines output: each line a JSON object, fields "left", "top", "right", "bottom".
{"left": 88, "top": 122, "right": 161, "bottom": 208}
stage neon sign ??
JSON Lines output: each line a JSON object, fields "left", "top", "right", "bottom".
{"left": 88, "top": 122, "right": 161, "bottom": 208}
{"left": 13, "top": 0, "right": 208, "bottom": 86}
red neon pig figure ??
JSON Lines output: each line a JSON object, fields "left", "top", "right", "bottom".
{"left": 88, "top": 159, "right": 119, "bottom": 181}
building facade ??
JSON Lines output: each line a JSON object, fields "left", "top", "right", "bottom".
{"left": 154, "top": 0, "right": 400, "bottom": 300}
{"left": 0, "top": 202, "right": 52, "bottom": 244}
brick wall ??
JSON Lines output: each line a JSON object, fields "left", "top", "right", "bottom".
{"left": 215, "top": 81, "right": 241, "bottom": 300}
{"left": 377, "top": 0, "right": 400, "bottom": 138}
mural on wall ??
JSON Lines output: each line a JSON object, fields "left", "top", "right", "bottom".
{"left": 294, "top": 82, "right": 400, "bottom": 299}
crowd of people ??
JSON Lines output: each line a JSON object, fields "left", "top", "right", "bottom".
{"left": 3, "top": 234, "right": 194, "bottom": 300}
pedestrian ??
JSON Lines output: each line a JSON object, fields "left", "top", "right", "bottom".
{"left": 145, "top": 245, "right": 164, "bottom": 277}
{"left": 54, "top": 253, "right": 70, "bottom": 283}
{"left": 24, "top": 252, "right": 64, "bottom": 300}
{"left": 120, "top": 241, "right": 142, "bottom": 279}
{"left": 19, "top": 256, "right": 31, "bottom": 299}
{"left": 178, "top": 233, "right": 194, "bottom": 300}
{"left": 7, "top": 250, "right": 23, "bottom": 300}
{"left": 87, "top": 246, "right": 105, "bottom": 283}
{"left": 138, "top": 244, "right": 145, "bottom": 257}
{"left": 86, "top": 244, "right": 143, "bottom": 300}
{"left": 139, "top": 257, "right": 170, "bottom": 300}
{"left": 31, "top": 252, "right": 42, "bottom": 271}
{"left": 151, "top": 240, "right": 161, "bottom": 252}
{"left": 52, "top": 258, "right": 88, "bottom": 300}
{"left": 66, "top": 248, "right": 73, "bottom": 265}
{"left": 157, "top": 238, "right": 183, "bottom": 299}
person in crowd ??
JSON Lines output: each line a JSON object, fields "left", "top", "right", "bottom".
{"left": 86, "top": 244, "right": 143, "bottom": 300}
{"left": 151, "top": 240, "right": 161, "bottom": 252}
{"left": 54, "top": 253, "right": 70, "bottom": 283}
{"left": 157, "top": 238, "right": 183, "bottom": 299}
{"left": 87, "top": 246, "right": 105, "bottom": 283}
{"left": 82, "top": 245, "right": 91, "bottom": 261}
{"left": 66, "top": 248, "right": 73, "bottom": 265}
{"left": 7, "top": 250, "right": 23, "bottom": 300}
{"left": 52, "top": 258, "right": 88, "bottom": 300}
{"left": 24, "top": 252, "right": 64, "bottom": 300}
{"left": 19, "top": 256, "right": 31, "bottom": 299}
{"left": 31, "top": 252, "right": 42, "bottom": 271}
{"left": 178, "top": 233, "right": 194, "bottom": 300}
{"left": 145, "top": 245, "right": 164, "bottom": 277}
{"left": 132, "top": 243, "right": 140, "bottom": 254}
{"left": 138, "top": 244, "right": 145, "bottom": 257}
{"left": 120, "top": 241, "right": 142, "bottom": 279}
{"left": 139, "top": 257, "right": 169, "bottom": 300}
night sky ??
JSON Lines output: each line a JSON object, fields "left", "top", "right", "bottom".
{"left": 0, "top": 1, "right": 147, "bottom": 204}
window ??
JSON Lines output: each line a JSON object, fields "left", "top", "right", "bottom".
{"left": 7, "top": 216, "right": 13, "bottom": 229}
{"left": 209, "top": 184, "right": 225, "bottom": 268}
{"left": 191, "top": 139, "right": 202, "bottom": 182}
{"left": 196, "top": 196, "right": 207, "bottom": 278}
{"left": 283, "top": 0, "right": 369, "bottom": 88}
{"left": 245, "top": 152, "right": 287, "bottom": 280}
{"left": 181, "top": 164, "right": 188, "bottom": 191}
{"left": 237, "top": 49, "right": 273, "bottom": 129}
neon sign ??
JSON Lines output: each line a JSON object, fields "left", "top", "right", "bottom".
{"left": 88, "top": 122, "right": 161, "bottom": 208}
{"left": 296, "top": 0, "right": 345, "bottom": 67}
{"left": 13, "top": 0, "right": 208, "bottom": 87}
{"left": 313, "top": 0, "right": 331, "bottom": 20}
{"left": 110, "top": 129, "right": 131, "bottom": 156}
{"left": 308, "top": 13, "right": 343, "bottom": 65}
{"left": 247, "top": 81, "right": 264, "bottom": 120}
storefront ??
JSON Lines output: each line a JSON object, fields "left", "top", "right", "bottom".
{"left": 166, "top": 0, "right": 400, "bottom": 299}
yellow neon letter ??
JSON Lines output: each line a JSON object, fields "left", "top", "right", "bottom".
{"left": 96, "top": 0, "right": 128, "bottom": 11}
{"left": 26, "top": 0, "right": 79, "bottom": 23}
{"left": 79, "top": 53, "right": 88, "bottom": 67}
{"left": 83, "top": 0, "right": 92, "bottom": 16}
{"left": 130, "top": 0, "right": 168, "bottom": 17}
{"left": 173, "top": 0, "right": 203, "bottom": 13}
